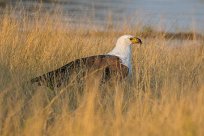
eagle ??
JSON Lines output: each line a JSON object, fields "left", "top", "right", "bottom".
{"left": 31, "top": 35, "right": 142, "bottom": 89}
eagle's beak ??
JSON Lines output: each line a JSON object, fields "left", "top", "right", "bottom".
{"left": 130, "top": 37, "right": 142, "bottom": 45}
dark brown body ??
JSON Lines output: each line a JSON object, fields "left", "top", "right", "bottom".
{"left": 31, "top": 55, "right": 129, "bottom": 89}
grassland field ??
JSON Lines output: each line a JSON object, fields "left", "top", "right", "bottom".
{"left": 0, "top": 9, "right": 204, "bottom": 136}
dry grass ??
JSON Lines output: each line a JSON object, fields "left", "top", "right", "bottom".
{"left": 0, "top": 9, "right": 204, "bottom": 136}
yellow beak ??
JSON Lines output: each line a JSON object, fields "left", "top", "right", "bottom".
{"left": 130, "top": 37, "right": 142, "bottom": 45}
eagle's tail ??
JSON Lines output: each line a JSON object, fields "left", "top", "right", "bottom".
{"left": 30, "top": 76, "right": 42, "bottom": 86}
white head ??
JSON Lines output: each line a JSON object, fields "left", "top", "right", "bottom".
{"left": 108, "top": 35, "right": 142, "bottom": 74}
{"left": 115, "top": 35, "right": 142, "bottom": 47}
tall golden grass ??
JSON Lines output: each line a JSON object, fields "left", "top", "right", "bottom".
{"left": 0, "top": 9, "right": 204, "bottom": 136}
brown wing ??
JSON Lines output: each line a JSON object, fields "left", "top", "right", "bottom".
{"left": 91, "top": 55, "right": 129, "bottom": 81}
{"left": 31, "top": 55, "right": 129, "bottom": 89}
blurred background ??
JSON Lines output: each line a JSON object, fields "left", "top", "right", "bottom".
{"left": 0, "top": 0, "right": 204, "bottom": 33}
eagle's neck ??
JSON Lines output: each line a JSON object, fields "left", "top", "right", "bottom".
{"left": 107, "top": 44, "right": 132, "bottom": 74}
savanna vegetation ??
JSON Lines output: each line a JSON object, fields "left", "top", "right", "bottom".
{"left": 0, "top": 8, "right": 204, "bottom": 136}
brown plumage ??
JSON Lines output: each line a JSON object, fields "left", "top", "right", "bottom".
{"left": 30, "top": 35, "right": 143, "bottom": 89}
{"left": 31, "top": 55, "right": 129, "bottom": 89}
